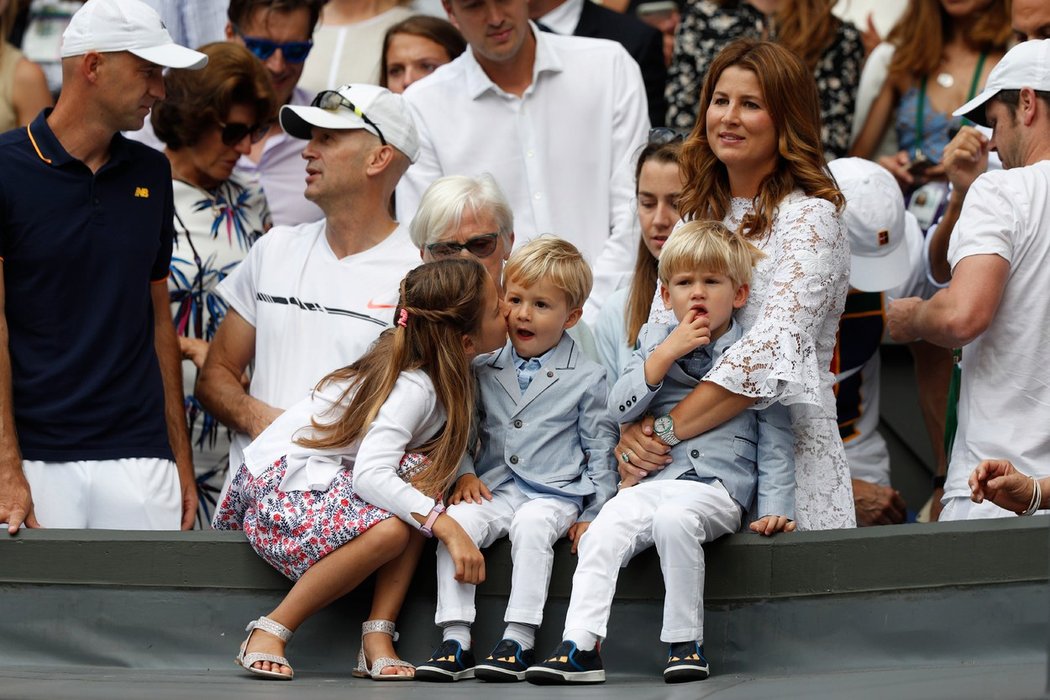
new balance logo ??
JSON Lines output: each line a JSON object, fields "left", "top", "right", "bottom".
{"left": 134, "top": 187, "right": 150, "bottom": 198}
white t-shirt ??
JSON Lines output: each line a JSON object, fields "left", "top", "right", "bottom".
{"left": 943, "top": 161, "right": 1050, "bottom": 502}
{"left": 216, "top": 219, "right": 421, "bottom": 469}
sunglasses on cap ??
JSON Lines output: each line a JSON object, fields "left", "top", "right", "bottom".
{"left": 218, "top": 120, "right": 271, "bottom": 147}
{"left": 311, "top": 90, "right": 387, "bottom": 146}
{"left": 233, "top": 24, "right": 313, "bottom": 63}
{"left": 426, "top": 233, "right": 501, "bottom": 259}
{"left": 648, "top": 127, "right": 686, "bottom": 145}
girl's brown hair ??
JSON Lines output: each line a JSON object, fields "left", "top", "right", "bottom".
{"left": 625, "top": 140, "right": 681, "bottom": 346}
{"left": 887, "top": 0, "right": 1010, "bottom": 82}
{"left": 677, "top": 39, "right": 843, "bottom": 240}
{"left": 296, "top": 258, "right": 489, "bottom": 498}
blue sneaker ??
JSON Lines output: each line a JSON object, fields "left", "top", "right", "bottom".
{"left": 475, "top": 638, "right": 535, "bottom": 682}
{"left": 524, "top": 640, "right": 605, "bottom": 684}
{"left": 663, "top": 641, "right": 709, "bottom": 683}
{"left": 415, "top": 640, "right": 475, "bottom": 682}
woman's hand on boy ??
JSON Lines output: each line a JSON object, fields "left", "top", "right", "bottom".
{"left": 449, "top": 474, "right": 492, "bottom": 505}
{"left": 749, "top": 515, "right": 795, "bottom": 536}
{"left": 567, "top": 521, "right": 590, "bottom": 554}
{"left": 616, "top": 417, "right": 672, "bottom": 481}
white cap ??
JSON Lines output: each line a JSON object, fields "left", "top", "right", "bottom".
{"left": 61, "top": 0, "right": 207, "bottom": 69}
{"left": 954, "top": 39, "right": 1050, "bottom": 127}
{"left": 829, "top": 157, "right": 911, "bottom": 293}
{"left": 280, "top": 84, "right": 421, "bottom": 163}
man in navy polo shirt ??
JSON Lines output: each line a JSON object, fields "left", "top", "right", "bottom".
{"left": 0, "top": 0, "right": 207, "bottom": 532}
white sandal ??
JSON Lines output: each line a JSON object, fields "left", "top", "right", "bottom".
{"left": 352, "top": 619, "right": 415, "bottom": 681}
{"left": 235, "top": 616, "right": 294, "bottom": 680}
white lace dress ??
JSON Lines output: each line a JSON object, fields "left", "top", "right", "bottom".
{"left": 655, "top": 192, "right": 856, "bottom": 530}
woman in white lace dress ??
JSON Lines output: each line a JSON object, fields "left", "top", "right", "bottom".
{"left": 617, "top": 38, "right": 856, "bottom": 530}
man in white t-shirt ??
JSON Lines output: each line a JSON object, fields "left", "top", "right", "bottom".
{"left": 198, "top": 83, "right": 421, "bottom": 481}
{"left": 888, "top": 39, "right": 1050, "bottom": 521}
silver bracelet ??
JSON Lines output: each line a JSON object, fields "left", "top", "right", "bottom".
{"left": 1021, "top": 476, "right": 1042, "bottom": 516}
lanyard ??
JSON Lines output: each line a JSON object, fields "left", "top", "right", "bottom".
{"left": 914, "top": 52, "right": 987, "bottom": 158}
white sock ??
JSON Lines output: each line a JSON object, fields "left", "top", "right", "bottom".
{"left": 503, "top": 622, "right": 537, "bottom": 650}
{"left": 441, "top": 622, "right": 471, "bottom": 649}
{"left": 563, "top": 628, "right": 598, "bottom": 651}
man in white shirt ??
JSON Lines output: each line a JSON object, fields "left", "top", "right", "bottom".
{"left": 888, "top": 39, "right": 1050, "bottom": 520}
{"left": 198, "top": 83, "right": 421, "bottom": 486}
{"left": 395, "top": 0, "right": 649, "bottom": 320}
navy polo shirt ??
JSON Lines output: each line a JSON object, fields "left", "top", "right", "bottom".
{"left": 0, "top": 110, "right": 175, "bottom": 461}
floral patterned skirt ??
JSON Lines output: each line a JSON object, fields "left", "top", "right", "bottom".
{"left": 213, "top": 456, "right": 394, "bottom": 580}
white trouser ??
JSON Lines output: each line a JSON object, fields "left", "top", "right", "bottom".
{"left": 20, "top": 458, "right": 181, "bottom": 529}
{"left": 939, "top": 494, "right": 1049, "bottom": 521}
{"left": 436, "top": 479, "right": 579, "bottom": 626}
{"left": 562, "top": 480, "right": 741, "bottom": 643}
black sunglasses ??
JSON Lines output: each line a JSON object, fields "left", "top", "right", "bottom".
{"left": 218, "top": 120, "right": 271, "bottom": 147}
{"left": 311, "top": 90, "right": 387, "bottom": 146}
{"left": 233, "top": 24, "right": 313, "bottom": 63}
{"left": 648, "top": 127, "right": 686, "bottom": 145}
{"left": 426, "top": 233, "right": 500, "bottom": 259}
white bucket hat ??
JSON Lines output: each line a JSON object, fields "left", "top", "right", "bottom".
{"left": 280, "top": 84, "right": 421, "bottom": 163}
{"left": 954, "top": 39, "right": 1050, "bottom": 127}
{"left": 829, "top": 157, "right": 911, "bottom": 293}
{"left": 61, "top": 0, "right": 208, "bottom": 70}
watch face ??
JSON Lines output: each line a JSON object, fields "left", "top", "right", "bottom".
{"left": 655, "top": 416, "right": 672, "bottom": 434}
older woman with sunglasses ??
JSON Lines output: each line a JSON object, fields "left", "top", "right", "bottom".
{"left": 152, "top": 41, "right": 278, "bottom": 521}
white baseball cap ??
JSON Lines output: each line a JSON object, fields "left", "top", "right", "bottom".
{"left": 280, "top": 84, "right": 421, "bottom": 162}
{"left": 954, "top": 38, "right": 1050, "bottom": 127}
{"left": 61, "top": 0, "right": 208, "bottom": 70}
{"left": 829, "top": 158, "right": 911, "bottom": 293}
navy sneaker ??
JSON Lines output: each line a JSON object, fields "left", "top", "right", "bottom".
{"left": 663, "top": 641, "right": 710, "bottom": 683}
{"left": 524, "top": 640, "right": 605, "bottom": 684}
{"left": 415, "top": 640, "right": 476, "bottom": 682}
{"left": 474, "top": 638, "right": 535, "bottom": 682}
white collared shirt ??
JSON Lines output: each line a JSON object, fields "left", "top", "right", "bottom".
{"left": 539, "top": 0, "right": 585, "bottom": 35}
{"left": 397, "top": 25, "right": 650, "bottom": 321}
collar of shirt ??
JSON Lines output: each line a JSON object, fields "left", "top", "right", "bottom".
{"left": 539, "top": 0, "right": 584, "bottom": 36}
{"left": 463, "top": 22, "right": 565, "bottom": 100}
{"left": 27, "top": 108, "right": 133, "bottom": 171}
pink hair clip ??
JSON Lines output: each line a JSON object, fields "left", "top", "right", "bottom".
{"left": 397, "top": 308, "right": 408, "bottom": 328}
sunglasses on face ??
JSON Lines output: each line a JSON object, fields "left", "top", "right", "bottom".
{"left": 648, "top": 127, "right": 686, "bottom": 145}
{"left": 233, "top": 25, "right": 313, "bottom": 63}
{"left": 426, "top": 233, "right": 501, "bottom": 259}
{"left": 218, "top": 120, "right": 271, "bottom": 147}
{"left": 311, "top": 90, "right": 387, "bottom": 146}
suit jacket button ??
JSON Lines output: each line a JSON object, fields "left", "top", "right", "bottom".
{"left": 547, "top": 370, "right": 554, "bottom": 377}
{"left": 513, "top": 419, "right": 523, "bottom": 428}
{"left": 690, "top": 449, "right": 700, "bottom": 458}
{"left": 631, "top": 395, "right": 637, "bottom": 401}
{"left": 619, "top": 405, "right": 625, "bottom": 411}
{"left": 510, "top": 455, "right": 519, "bottom": 464}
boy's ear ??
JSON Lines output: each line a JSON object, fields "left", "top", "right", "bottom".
{"left": 660, "top": 283, "right": 672, "bottom": 310}
{"left": 461, "top": 333, "right": 476, "bottom": 356}
{"left": 734, "top": 283, "right": 749, "bottom": 309}
{"left": 563, "top": 307, "right": 583, "bottom": 330}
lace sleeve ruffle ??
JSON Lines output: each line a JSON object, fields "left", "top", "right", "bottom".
{"left": 705, "top": 197, "right": 849, "bottom": 411}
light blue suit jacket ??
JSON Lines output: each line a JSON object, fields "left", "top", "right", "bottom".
{"left": 465, "top": 333, "right": 619, "bottom": 521}
{"left": 609, "top": 321, "right": 796, "bottom": 520}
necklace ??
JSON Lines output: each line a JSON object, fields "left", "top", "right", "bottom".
{"left": 936, "top": 72, "right": 955, "bottom": 89}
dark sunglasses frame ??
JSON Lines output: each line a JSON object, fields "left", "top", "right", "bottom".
{"left": 233, "top": 24, "right": 314, "bottom": 63}
{"left": 311, "top": 90, "right": 387, "bottom": 146}
{"left": 648, "top": 127, "right": 686, "bottom": 145}
{"left": 426, "top": 233, "right": 501, "bottom": 259}
{"left": 218, "top": 120, "right": 271, "bottom": 147}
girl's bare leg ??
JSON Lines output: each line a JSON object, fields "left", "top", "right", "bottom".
{"left": 362, "top": 530, "right": 427, "bottom": 676}
{"left": 245, "top": 518, "right": 412, "bottom": 675}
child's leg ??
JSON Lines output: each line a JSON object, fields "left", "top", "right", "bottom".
{"left": 504, "top": 497, "right": 580, "bottom": 636}
{"left": 244, "top": 517, "right": 412, "bottom": 675}
{"left": 435, "top": 482, "right": 527, "bottom": 634}
{"left": 651, "top": 482, "right": 741, "bottom": 644}
{"left": 561, "top": 485, "right": 661, "bottom": 646}
{"left": 361, "top": 530, "right": 427, "bottom": 676}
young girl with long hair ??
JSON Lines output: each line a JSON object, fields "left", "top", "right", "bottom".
{"left": 213, "top": 257, "right": 508, "bottom": 680}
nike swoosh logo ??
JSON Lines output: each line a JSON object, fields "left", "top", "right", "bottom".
{"left": 366, "top": 299, "right": 396, "bottom": 309}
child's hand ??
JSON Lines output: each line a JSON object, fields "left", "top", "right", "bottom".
{"left": 661, "top": 308, "right": 711, "bottom": 360}
{"left": 449, "top": 474, "right": 492, "bottom": 505}
{"left": 749, "top": 515, "right": 795, "bottom": 536}
{"left": 567, "top": 521, "right": 590, "bottom": 554}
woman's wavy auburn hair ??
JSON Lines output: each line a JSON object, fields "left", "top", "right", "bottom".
{"left": 677, "top": 38, "right": 843, "bottom": 240}
{"left": 888, "top": 0, "right": 1010, "bottom": 82}
{"left": 295, "top": 258, "right": 489, "bottom": 499}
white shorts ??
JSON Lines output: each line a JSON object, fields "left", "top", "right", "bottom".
{"left": 19, "top": 457, "right": 181, "bottom": 529}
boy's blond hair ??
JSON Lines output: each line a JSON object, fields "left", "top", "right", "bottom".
{"left": 503, "top": 236, "right": 593, "bottom": 309}
{"left": 658, "top": 220, "right": 765, "bottom": 288}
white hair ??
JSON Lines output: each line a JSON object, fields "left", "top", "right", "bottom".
{"left": 408, "top": 173, "right": 514, "bottom": 249}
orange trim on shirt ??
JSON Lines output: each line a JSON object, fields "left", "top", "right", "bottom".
{"left": 26, "top": 125, "right": 53, "bottom": 165}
